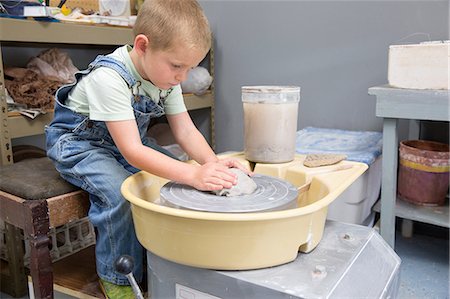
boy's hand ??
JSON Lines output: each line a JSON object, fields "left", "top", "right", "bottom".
{"left": 217, "top": 158, "right": 253, "bottom": 176}
{"left": 190, "top": 161, "right": 237, "bottom": 191}
{"left": 188, "top": 159, "right": 253, "bottom": 191}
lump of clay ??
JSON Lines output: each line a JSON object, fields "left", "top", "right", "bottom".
{"left": 213, "top": 168, "right": 257, "bottom": 197}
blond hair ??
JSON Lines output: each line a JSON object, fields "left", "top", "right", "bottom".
{"left": 133, "top": 0, "right": 211, "bottom": 52}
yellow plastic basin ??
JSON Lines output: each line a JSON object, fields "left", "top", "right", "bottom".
{"left": 121, "top": 153, "right": 367, "bottom": 270}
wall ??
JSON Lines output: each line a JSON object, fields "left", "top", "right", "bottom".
{"left": 200, "top": 0, "right": 449, "bottom": 152}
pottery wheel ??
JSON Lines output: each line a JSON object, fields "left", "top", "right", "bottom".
{"left": 160, "top": 174, "right": 298, "bottom": 213}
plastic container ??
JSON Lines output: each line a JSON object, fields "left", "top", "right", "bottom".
{"left": 242, "top": 86, "right": 300, "bottom": 163}
{"left": 398, "top": 140, "right": 450, "bottom": 206}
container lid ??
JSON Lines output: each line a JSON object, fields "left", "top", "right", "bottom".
{"left": 242, "top": 85, "right": 300, "bottom": 103}
{"left": 242, "top": 86, "right": 300, "bottom": 93}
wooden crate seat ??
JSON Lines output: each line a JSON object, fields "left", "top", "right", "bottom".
{"left": 0, "top": 157, "right": 79, "bottom": 200}
{"left": 0, "top": 157, "right": 90, "bottom": 298}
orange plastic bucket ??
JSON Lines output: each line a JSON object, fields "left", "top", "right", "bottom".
{"left": 398, "top": 140, "right": 449, "bottom": 206}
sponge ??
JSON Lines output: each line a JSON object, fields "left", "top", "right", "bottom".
{"left": 303, "top": 154, "right": 347, "bottom": 167}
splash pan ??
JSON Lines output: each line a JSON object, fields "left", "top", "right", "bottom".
{"left": 121, "top": 153, "right": 367, "bottom": 270}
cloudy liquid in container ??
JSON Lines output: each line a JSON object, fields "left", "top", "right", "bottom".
{"left": 242, "top": 86, "right": 300, "bottom": 163}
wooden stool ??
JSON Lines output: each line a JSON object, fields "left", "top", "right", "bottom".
{"left": 0, "top": 157, "right": 90, "bottom": 298}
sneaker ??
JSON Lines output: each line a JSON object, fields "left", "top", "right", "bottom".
{"left": 99, "top": 278, "right": 136, "bottom": 299}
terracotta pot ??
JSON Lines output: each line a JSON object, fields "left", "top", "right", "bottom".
{"left": 398, "top": 140, "right": 449, "bottom": 206}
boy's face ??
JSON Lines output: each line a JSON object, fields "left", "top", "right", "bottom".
{"left": 141, "top": 43, "right": 206, "bottom": 90}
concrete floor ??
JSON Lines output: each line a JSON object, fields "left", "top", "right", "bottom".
{"left": 1, "top": 222, "right": 448, "bottom": 299}
{"left": 395, "top": 222, "right": 449, "bottom": 299}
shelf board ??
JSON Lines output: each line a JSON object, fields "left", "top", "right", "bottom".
{"left": 7, "top": 112, "right": 54, "bottom": 138}
{"left": 0, "top": 18, "right": 133, "bottom": 45}
{"left": 5, "top": 247, "right": 102, "bottom": 299}
{"left": 373, "top": 198, "right": 449, "bottom": 228}
{"left": 369, "top": 85, "right": 450, "bottom": 122}
{"left": 7, "top": 92, "right": 212, "bottom": 138}
{"left": 184, "top": 91, "right": 214, "bottom": 110}
{"left": 49, "top": 245, "right": 103, "bottom": 299}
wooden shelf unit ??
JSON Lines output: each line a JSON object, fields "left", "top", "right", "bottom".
{"left": 0, "top": 17, "right": 215, "bottom": 166}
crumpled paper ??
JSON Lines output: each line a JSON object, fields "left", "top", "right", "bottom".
{"left": 180, "top": 66, "right": 213, "bottom": 95}
{"left": 5, "top": 67, "right": 62, "bottom": 110}
{"left": 5, "top": 48, "right": 78, "bottom": 111}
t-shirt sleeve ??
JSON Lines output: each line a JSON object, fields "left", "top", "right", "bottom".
{"left": 163, "top": 85, "right": 187, "bottom": 115}
{"left": 84, "top": 68, "right": 135, "bottom": 121}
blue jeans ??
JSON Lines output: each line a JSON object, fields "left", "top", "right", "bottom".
{"left": 46, "top": 55, "right": 175, "bottom": 285}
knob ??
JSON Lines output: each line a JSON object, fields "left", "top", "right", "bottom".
{"left": 115, "top": 255, "right": 134, "bottom": 275}
{"left": 114, "top": 255, "right": 144, "bottom": 299}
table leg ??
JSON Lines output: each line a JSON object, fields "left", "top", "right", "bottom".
{"left": 3, "top": 223, "right": 27, "bottom": 297}
{"left": 24, "top": 200, "right": 53, "bottom": 299}
{"left": 400, "top": 119, "right": 420, "bottom": 237}
{"left": 401, "top": 219, "right": 414, "bottom": 238}
{"left": 408, "top": 119, "right": 420, "bottom": 140}
{"left": 380, "top": 118, "right": 398, "bottom": 248}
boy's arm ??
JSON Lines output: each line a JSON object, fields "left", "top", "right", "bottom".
{"left": 166, "top": 111, "right": 217, "bottom": 164}
{"left": 167, "top": 112, "right": 252, "bottom": 174}
{"left": 106, "top": 119, "right": 236, "bottom": 191}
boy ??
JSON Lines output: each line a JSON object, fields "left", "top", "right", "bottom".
{"left": 46, "top": 0, "right": 247, "bottom": 297}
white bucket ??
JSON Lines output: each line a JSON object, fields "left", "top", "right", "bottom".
{"left": 242, "top": 86, "right": 300, "bottom": 163}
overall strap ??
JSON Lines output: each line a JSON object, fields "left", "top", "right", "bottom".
{"left": 89, "top": 55, "right": 137, "bottom": 89}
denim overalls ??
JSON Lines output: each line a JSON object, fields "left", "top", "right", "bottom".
{"left": 46, "top": 55, "right": 175, "bottom": 285}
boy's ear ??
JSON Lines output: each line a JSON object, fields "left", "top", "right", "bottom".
{"left": 134, "top": 34, "right": 150, "bottom": 55}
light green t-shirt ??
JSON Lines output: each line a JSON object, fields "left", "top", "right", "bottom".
{"left": 66, "top": 45, "right": 186, "bottom": 121}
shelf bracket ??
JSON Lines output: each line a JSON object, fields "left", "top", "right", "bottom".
{"left": 0, "top": 42, "right": 13, "bottom": 166}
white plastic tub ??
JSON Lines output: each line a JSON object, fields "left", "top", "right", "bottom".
{"left": 327, "top": 156, "right": 382, "bottom": 225}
